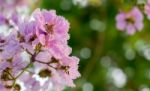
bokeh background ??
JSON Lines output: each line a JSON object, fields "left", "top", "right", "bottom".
{"left": 37, "top": 0, "right": 150, "bottom": 91}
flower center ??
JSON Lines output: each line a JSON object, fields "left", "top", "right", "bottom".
{"left": 44, "top": 24, "right": 54, "bottom": 34}
{"left": 39, "top": 69, "right": 51, "bottom": 78}
{"left": 125, "top": 17, "right": 135, "bottom": 24}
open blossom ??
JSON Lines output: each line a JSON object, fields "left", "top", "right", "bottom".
{"left": 145, "top": 0, "right": 150, "bottom": 19}
{"left": 0, "top": 8, "right": 80, "bottom": 91}
{"left": 32, "top": 9, "right": 72, "bottom": 59}
{"left": 33, "top": 9, "right": 70, "bottom": 46}
{"left": 33, "top": 55, "right": 80, "bottom": 91}
{"left": 116, "top": 7, "right": 144, "bottom": 35}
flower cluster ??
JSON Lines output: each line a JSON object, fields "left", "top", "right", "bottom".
{"left": 0, "top": 6, "right": 80, "bottom": 91}
{"left": 115, "top": 0, "right": 150, "bottom": 35}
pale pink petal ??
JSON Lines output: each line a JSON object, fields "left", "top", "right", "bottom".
{"left": 116, "top": 13, "right": 126, "bottom": 21}
{"left": 38, "top": 34, "right": 46, "bottom": 45}
{"left": 134, "top": 22, "right": 144, "bottom": 31}
{"left": 35, "top": 50, "right": 52, "bottom": 62}
{"left": 132, "top": 7, "right": 143, "bottom": 21}
{"left": 116, "top": 21, "right": 126, "bottom": 30}
{"left": 126, "top": 24, "right": 136, "bottom": 35}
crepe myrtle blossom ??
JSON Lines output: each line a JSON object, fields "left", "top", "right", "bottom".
{"left": 0, "top": 8, "right": 80, "bottom": 91}
{"left": 145, "top": 0, "right": 150, "bottom": 19}
{"left": 116, "top": 7, "right": 144, "bottom": 35}
{"left": 33, "top": 9, "right": 70, "bottom": 46}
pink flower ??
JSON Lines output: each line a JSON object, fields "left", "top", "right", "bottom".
{"left": 32, "top": 9, "right": 72, "bottom": 59}
{"left": 33, "top": 55, "right": 80, "bottom": 91}
{"left": 145, "top": 0, "right": 150, "bottom": 19}
{"left": 116, "top": 7, "right": 144, "bottom": 35}
{"left": 33, "top": 9, "right": 70, "bottom": 46}
{"left": 58, "top": 56, "right": 81, "bottom": 87}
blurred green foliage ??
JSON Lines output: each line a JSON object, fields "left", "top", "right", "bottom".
{"left": 40, "top": 0, "right": 150, "bottom": 91}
